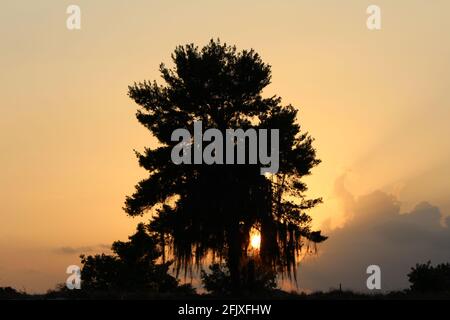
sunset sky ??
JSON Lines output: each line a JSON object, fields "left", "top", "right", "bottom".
{"left": 1, "top": 0, "right": 450, "bottom": 292}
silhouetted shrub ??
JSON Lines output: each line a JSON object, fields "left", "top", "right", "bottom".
{"left": 79, "top": 223, "right": 194, "bottom": 297}
{"left": 201, "top": 259, "right": 276, "bottom": 296}
{"left": 408, "top": 261, "right": 450, "bottom": 293}
{"left": 0, "top": 287, "right": 26, "bottom": 299}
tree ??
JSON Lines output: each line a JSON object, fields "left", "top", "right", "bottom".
{"left": 125, "top": 39, "right": 327, "bottom": 293}
{"left": 80, "top": 223, "right": 183, "bottom": 294}
{"left": 408, "top": 261, "right": 450, "bottom": 293}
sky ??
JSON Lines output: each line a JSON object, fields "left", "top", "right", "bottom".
{"left": 1, "top": 0, "right": 449, "bottom": 293}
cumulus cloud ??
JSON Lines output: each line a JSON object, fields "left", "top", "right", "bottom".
{"left": 298, "top": 177, "right": 450, "bottom": 292}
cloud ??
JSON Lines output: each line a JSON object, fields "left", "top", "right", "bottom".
{"left": 298, "top": 177, "right": 450, "bottom": 292}
{"left": 53, "top": 244, "right": 110, "bottom": 255}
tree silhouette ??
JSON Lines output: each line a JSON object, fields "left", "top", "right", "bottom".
{"left": 80, "top": 223, "right": 184, "bottom": 294}
{"left": 0, "top": 287, "right": 25, "bottom": 299}
{"left": 408, "top": 261, "right": 450, "bottom": 293}
{"left": 125, "top": 39, "right": 326, "bottom": 293}
{"left": 201, "top": 261, "right": 276, "bottom": 296}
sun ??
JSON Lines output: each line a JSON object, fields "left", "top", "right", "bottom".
{"left": 250, "top": 231, "right": 261, "bottom": 250}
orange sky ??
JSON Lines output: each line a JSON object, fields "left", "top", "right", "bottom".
{"left": 1, "top": 0, "right": 450, "bottom": 292}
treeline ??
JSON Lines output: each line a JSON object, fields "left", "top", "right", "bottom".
{"left": 2, "top": 224, "right": 450, "bottom": 299}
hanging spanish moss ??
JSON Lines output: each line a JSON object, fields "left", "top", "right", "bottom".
{"left": 125, "top": 39, "right": 327, "bottom": 293}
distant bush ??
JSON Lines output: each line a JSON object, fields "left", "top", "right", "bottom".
{"left": 0, "top": 287, "right": 26, "bottom": 299}
{"left": 79, "top": 223, "right": 181, "bottom": 294}
{"left": 408, "top": 261, "right": 450, "bottom": 293}
{"left": 58, "top": 223, "right": 197, "bottom": 298}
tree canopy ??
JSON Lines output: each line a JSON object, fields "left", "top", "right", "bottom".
{"left": 408, "top": 261, "right": 450, "bottom": 293}
{"left": 80, "top": 223, "right": 182, "bottom": 293}
{"left": 125, "top": 39, "right": 327, "bottom": 292}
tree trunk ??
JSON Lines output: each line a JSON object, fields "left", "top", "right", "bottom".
{"left": 227, "top": 222, "right": 242, "bottom": 295}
